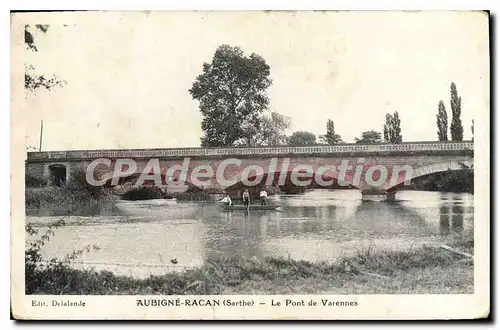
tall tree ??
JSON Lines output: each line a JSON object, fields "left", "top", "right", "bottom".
{"left": 251, "top": 112, "right": 291, "bottom": 146}
{"left": 288, "top": 131, "right": 317, "bottom": 146}
{"left": 450, "top": 82, "right": 464, "bottom": 141}
{"left": 189, "top": 45, "right": 272, "bottom": 147}
{"left": 320, "top": 119, "right": 343, "bottom": 145}
{"left": 355, "top": 130, "right": 382, "bottom": 144}
{"left": 383, "top": 111, "right": 402, "bottom": 143}
{"left": 436, "top": 100, "right": 448, "bottom": 141}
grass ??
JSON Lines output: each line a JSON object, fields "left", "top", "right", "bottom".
{"left": 25, "top": 187, "right": 118, "bottom": 215}
{"left": 26, "top": 243, "right": 473, "bottom": 295}
{"left": 446, "top": 233, "right": 474, "bottom": 252}
{"left": 25, "top": 167, "right": 119, "bottom": 215}
{"left": 26, "top": 187, "right": 104, "bottom": 208}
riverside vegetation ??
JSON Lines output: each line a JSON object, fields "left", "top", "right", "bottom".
{"left": 26, "top": 229, "right": 473, "bottom": 295}
{"left": 25, "top": 167, "right": 118, "bottom": 215}
{"left": 25, "top": 168, "right": 473, "bottom": 295}
{"left": 26, "top": 198, "right": 473, "bottom": 295}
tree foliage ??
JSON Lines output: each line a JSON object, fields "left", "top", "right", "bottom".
{"left": 471, "top": 119, "right": 474, "bottom": 142}
{"left": 189, "top": 45, "right": 272, "bottom": 147}
{"left": 450, "top": 82, "right": 463, "bottom": 141}
{"left": 320, "top": 119, "right": 343, "bottom": 145}
{"left": 251, "top": 112, "right": 291, "bottom": 146}
{"left": 24, "top": 24, "right": 49, "bottom": 51}
{"left": 436, "top": 100, "right": 448, "bottom": 141}
{"left": 383, "top": 111, "right": 402, "bottom": 143}
{"left": 287, "top": 131, "right": 317, "bottom": 146}
{"left": 24, "top": 25, "right": 65, "bottom": 92}
{"left": 355, "top": 130, "right": 382, "bottom": 144}
{"left": 25, "top": 64, "right": 65, "bottom": 91}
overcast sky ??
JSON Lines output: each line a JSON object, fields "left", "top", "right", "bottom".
{"left": 22, "top": 11, "right": 488, "bottom": 151}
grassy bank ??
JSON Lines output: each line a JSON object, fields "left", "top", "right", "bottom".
{"left": 25, "top": 186, "right": 118, "bottom": 215}
{"left": 26, "top": 242, "right": 473, "bottom": 295}
{"left": 25, "top": 167, "right": 119, "bottom": 215}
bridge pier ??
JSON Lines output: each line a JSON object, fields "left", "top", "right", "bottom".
{"left": 361, "top": 189, "right": 396, "bottom": 202}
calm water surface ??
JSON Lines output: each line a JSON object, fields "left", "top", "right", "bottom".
{"left": 27, "top": 190, "right": 474, "bottom": 278}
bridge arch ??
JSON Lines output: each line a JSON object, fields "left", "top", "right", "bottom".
{"left": 48, "top": 163, "right": 67, "bottom": 187}
{"left": 385, "top": 159, "right": 474, "bottom": 192}
{"left": 97, "top": 171, "right": 203, "bottom": 192}
{"left": 222, "top": 169, "right": 357, "bottom": 198}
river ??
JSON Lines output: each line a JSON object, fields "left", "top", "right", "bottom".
{"left": 26, "top": 190, "right": 474, "bottom": 278}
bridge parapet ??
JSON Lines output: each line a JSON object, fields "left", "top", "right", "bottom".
{"left": 27, "top": 141, "right": 474, "bottom": 161}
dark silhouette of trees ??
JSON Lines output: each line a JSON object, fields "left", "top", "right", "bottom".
{"left": 288, "top": 131, "right": 317, "bottom": 146}
{"left": 355, "top": 130, "right": 382, "bottom": 144}
{"left": 320, "top": 119, "right": 343, "bottom": 145}
{"left": 436, "top": 100, "right": 448, "bottom": 141}
{"left": 450, "top": 82, "right": 464, "bottom": 141}
{"left": 383, "top": 111, "right": 402, "bottom": 143}
{"left": 189, "top": 45, "right": 272, "bottom": 147}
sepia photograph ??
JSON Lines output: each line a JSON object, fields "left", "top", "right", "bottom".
{"left": 11, "top": 10, "right": 489, "bottom": 320}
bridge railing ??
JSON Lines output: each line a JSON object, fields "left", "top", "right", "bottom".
{"left": 27, "top": 141, "right": 474, "bottom": 161}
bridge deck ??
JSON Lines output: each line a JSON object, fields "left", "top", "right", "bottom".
{"left": 27, "top": 141, "right": 474, "bottom": 161}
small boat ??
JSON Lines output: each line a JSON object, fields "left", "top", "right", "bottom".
{"left": 219, "top": 204, "right": 281, "bottom": 211}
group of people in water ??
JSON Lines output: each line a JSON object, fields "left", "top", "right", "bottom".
{"left": 219, "top": 187, "right": 268, "bottom": 207}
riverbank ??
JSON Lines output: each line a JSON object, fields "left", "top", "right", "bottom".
{"left": 25, "top": 187, "right": 119, "bottom": 215}
{"left": 27, "top": 238, "right": 473, "bottom": 295}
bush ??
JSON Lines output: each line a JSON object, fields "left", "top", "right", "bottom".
{"left": 25, "top": 187, "right": 100, "bottom": 209}
{"left": 67, "top": 166, "right": 109, "bottom": 199}
{"left": 25, "top": 173, "right": 47, "bottom": 188}
{"left": 175, "top": 191, "right": 214, "bottom": 202}
{"left": 122, "top": 186, "right": 165, "bottom": 200}
{"left": 25, "top": 163, "right": 48, "bottom": 188}
{"left": 25, "top": 167, "right": 115, "bottom": 212}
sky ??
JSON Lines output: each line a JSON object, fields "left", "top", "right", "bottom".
{"left": 20, "top": 11, "right": 489, "bottom": 151}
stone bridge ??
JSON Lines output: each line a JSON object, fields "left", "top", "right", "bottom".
{"left": 26, "top": 141, "right": 474, "bottom": 201}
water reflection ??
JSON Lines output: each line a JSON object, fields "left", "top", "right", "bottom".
{"left": 27, "top": 189, "right": 474, "bottom": 278}
{"left": 438, "top": 195, "right": 465, "bottom": 234}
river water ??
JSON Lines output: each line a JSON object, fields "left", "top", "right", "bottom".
{"left": 26, "top": 190, "right": 474, "bottom": 278}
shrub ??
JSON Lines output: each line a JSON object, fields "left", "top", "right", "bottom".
{"left": 175, "top": 191, "right": 214, "bottom": 202}
{"left": 25, "top": 167, "right": 115, "bottom": 212}
{"left": 25, "top": 173, "right": 47, "bottom": 188}
{"left": 25, "top": 187, "right": 98, "bottom": 209}
{"left": 66, "top": 166, "right": 109, "bottom": 199}
{"left": 122, "top": 186, "right": 165, "bottom": 200}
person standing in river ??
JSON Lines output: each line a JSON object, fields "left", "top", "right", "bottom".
{"left": 242, "top": 189, "right": 250, "bottom": 208}
{"left": 259, "top": 187, "right": 268, "bottom": 205}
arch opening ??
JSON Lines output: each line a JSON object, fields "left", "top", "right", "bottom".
{"left": 386, "top": 168, "right": 474, "bottom": 194}
{"left": 223, "top": 170, "right": 357, "bottom": 200}
{"left": 48, "top": 164, "right": 67, "bottom": 187}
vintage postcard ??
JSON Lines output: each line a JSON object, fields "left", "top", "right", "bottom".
{"left": 11, "top": 10, "right": 490, "bottom": 320}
